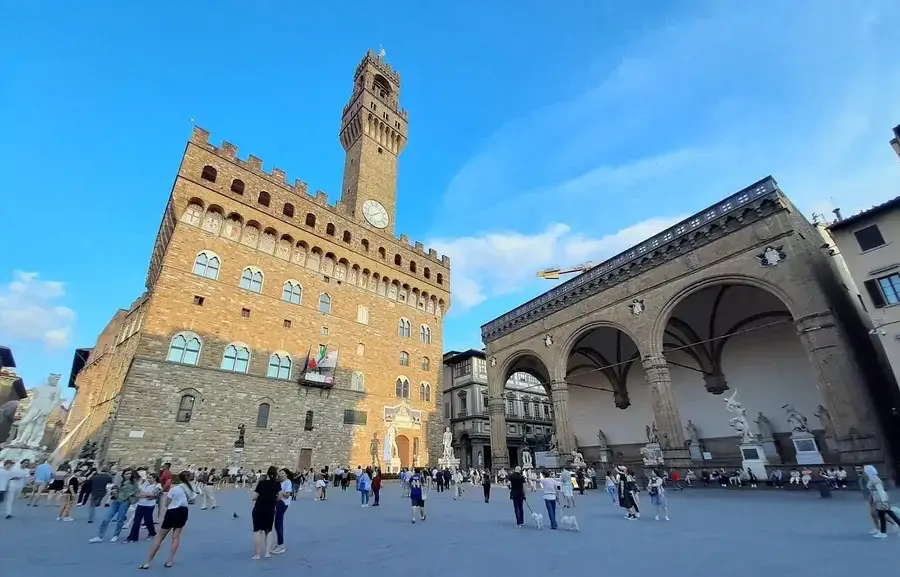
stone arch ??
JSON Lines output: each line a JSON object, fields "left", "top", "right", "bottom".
{"left": 496, "top": 349, "right": 553, "bottom": 398}
{"left": 651, "top": 273, "right": 802, "bottom": 355}
{"left": 396, "top": 434, "right": 411, "bottom": 468}
{"left": 292, "top": 241, "right": 308, "bottom": 266}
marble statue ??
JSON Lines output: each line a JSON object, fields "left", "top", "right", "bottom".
{"left": 442, "top": 426, "right": 453, "bottom": 459}
{"left": 783, "top": 404, "right": 811, "bottom": 433}
{"left": 235, "top": 424, "right": 246, "bottom": 448}
{"left": 522, "top": 448, "right": 533, "bottom": 468}
{"left": 814, "top": 404, "right": 835, "bottom": 437}
{"left": 596, "top": 428, "right": 609, "bottom": 450}
{"left": 724, "top": 389, "right": 757, "bottom": 443}
{"left": 11, "top": 375, "right": 61, "bottom": 448}
{"left": 571, "top": 449, "right": 586, "bottom": 468}
{"left": 645, "top": 422, "right": 660, "bottom": 444}
{"left": 684, "top": 420, "right": 700, "bottom": 447}
{"left": 370, "top": 432, "right": 380, "bottom": 466}
{"left": 385, "top": 422, "right": 399, "bottom": 460}
{"left": 755, "top": 412, "right": 775, "bottom": 439}
{"left": 548, "top": 431, "right": 559, "bottom": 453}
{"left": 477, "top": 450, "right": 483, "bottom": 467}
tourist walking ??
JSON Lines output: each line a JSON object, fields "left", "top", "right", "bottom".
{"left": 56, "top": 469, "right": 78, "bottom": 521}
{"left": 539, "top": 468, "right": 559, "bottom": 530}
{"left": 139, "top": 471, "right": 194, "bottom": 569}
{"left": 615, "top": 465, "right": 638, "bottom": 520}
{"left": 605, "top": 471, "right": 617, "bottom": 504}
{"left": 371, "top": 468, "right": 382, "bottom": 506}
{"left": 91, "top": 467, "right": 138, "bottom": 543}
{"left": 126, "top": 473, "right": 160, "bottom": 543}
{"left": 560, "top": 467, "right": 575, "bottom": 508}
{"left": 86, "top": 466, "right": 112, "bottom": 523}
{"left": 864, "top": 464, "right": 900, "bottom": 538}
{"left": 648, "top": 470, "right": 670, "bottom": 521}
{"left": 482, "top": 469, "right": 492, "bottom": 503}
{"left": 28, "top": 459, "right": 53, "bottom": 506}
{"left": 508, "top": 466, "right": 526, "bottom": 527}
{"left": 201, "top": 468, "right": 218, "bottom": 509}
{"left": 409, "top": 468, "right": 426, "bottom": 523}
{"left": 271, "top": 468, "right": 293, "bottom": 555}
{"left": 357, "top": 466, "right": 372, "bottom": 506}
{"left": 1, "top": 459, "right": 29, "bottom": 519}
{"left": 250, "top": 466, "right": 280, "bottom": 560}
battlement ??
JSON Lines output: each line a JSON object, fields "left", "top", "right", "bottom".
{"left": 188, "top": 126, "right": 450, "bottom": 269}
{"left": 356, "top": 48, "right": 401, "bottom": 84}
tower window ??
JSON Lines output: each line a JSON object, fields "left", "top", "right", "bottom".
{"left": 201, "top": 166, "right": 217, "bottom": 182}
{"left": 305, "top": 213, "right": 316, "bottom": 227}
{"left": 378, "top": 248, "right": 386, "bottom": 260}
{"left": 361, "top": 239, "right": 369, "bottom": 252}
{"left": 424, "top": 267, "right": 431, "bottom": 280}
{"left": 230, "top": 179, "right": 245, "bottom": 194}
{"left": 437, "top": 273, "right": 443, "bottom": 285}
{"left": 258, "top": 191, "right": 271, "bottom": 207}
{"left": 394, "top": 254, "right": 402, "bottom": 266}
{"left": 283, "top": 203, "right": 295, "bottom": 218}
{"left": 326, "top": 223, "right": 336, "bottom": 236}
{"left": 409, "top": 261, "right": 417, "bottom": 274}
{"left": 343, "top": 231, "right": 351, "bottom": 243}
{"left": 378, "top": 147, "right": 383, "bottom": 154}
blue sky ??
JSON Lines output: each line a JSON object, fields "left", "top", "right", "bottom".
{"left": 2, "top": 1, "right": 900, "bottom": 398}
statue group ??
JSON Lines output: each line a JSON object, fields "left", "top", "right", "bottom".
{"left": 8, "top": 374, "right": 62, "bottom": 448}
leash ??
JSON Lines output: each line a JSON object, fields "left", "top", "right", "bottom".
{"left": 524, "top": 499, "right": 535, "bottom": 514}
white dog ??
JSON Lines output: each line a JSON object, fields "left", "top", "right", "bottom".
{"left": 560, "top": 515, "right": 580, "bottom": 531}
{"left": 530, "top": 511, "right": 544, "bottom": 529}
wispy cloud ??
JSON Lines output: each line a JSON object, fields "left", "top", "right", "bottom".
{"left": 0, "top": 271, "right": 76, "bottom": 349}
{"left": 432, "top": 1, "right": 900, "bottom": 315}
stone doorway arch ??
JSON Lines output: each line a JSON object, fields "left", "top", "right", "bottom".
{"left": 396, "top": 434, "right": 410, "bottom": 468}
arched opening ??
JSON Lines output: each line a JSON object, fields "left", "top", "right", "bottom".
{"left": 661, "top": 282, "right": 826, "bottom": 463}
{"left": 396, "top": 434, "right": 410, "bottom": 468}
{"left": 305, "top": 213, "right": 316, "bottom": 227}
{"left": 500, "top": 353, "right": 554, "bottom": 464}
{"left": 565, "top": 325, "right": 648, "bottom": 456}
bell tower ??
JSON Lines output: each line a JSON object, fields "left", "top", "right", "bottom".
{"left": 339, "top": 49, "right": 408, "bottom": 235}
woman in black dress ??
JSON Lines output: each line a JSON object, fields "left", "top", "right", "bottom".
{"left": 251, "top": 466, "right": 280, "bottom": 560}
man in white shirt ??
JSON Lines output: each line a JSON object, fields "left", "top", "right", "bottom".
{"left": 2, "top": 459, "right": 31, "bottom": 518}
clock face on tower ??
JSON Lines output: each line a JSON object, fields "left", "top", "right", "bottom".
{"left": 362, "top": 199, "right": 389, "bottom": 229}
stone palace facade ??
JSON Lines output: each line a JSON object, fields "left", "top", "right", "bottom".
{"left": 482, "top": 177, "right": 898, "bottom": 473}
{"left": 62, "top": 51, "right": 451, "bottom": 472}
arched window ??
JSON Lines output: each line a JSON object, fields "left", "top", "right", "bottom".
{"left": 318, "top": 293, "right": 332, "bottom": 314}
{"left": 221, "top": 344, "right": 250, "bottom": 373}
{"left": 378, "top": 247, "right": 386, "bottom": 260}
{"left": 326, "top": 223, "right": 336, "bottom": 236}
{"left": 282, "top": 281, "right": 302, "bottom": 304}
{"left": 361, "top": 239, "right": 370, "bottom": 252}
{"left": 305, "top": 213, "right": 316, "bottom": 227}
{"left": 256, "top": 403, "right": 270, "bottom": 428}
{"left": 357, "top": 305, "right": 369, "bottom": 324}
{"left": 409, "top": 261, "right": 417, "bottom": 274}
{"left": 437, "top": 273, "right": 443, "bottom": 285}
{"left": 420, "top": 325, "right": 431, "bottom": 345}
{"left": 398, "top": 318, "right": 411, "bottom": 338}
{"left": 192, "top": 251, "right": 220, "bottom": 280}
{"left": 201, "top": 165, "right": 217, "bottom": 182}
{"left": 266, "top": 353, "right": 291, "bottom": 380}
{"left": 240, "top": 267, "right": 264, "bottom": 293}
{"left": 419, "top": 382, "right": 431, "bottom": 402}
{"left": 258, "top": 191, "right": 271, "bottom": 207}
{"left": 176, "top": 394, "right": 195, "bottom": 423}
{"left": 394, "top": 254, "right": 402, "bottom": 266}
{"left": 421, "top": 357, "right": 430, "bottom": 371}
{"left": 395, "top": 377, "right": 410, "bottom": 398}
{"left": 230, "top": 179, "right": 244, "bottom": 194}
{"left": 342, "top": 230, "right": 351, "bottom": 243}
{"left": 304, "top": 410, "right": 314, "bottom": 431}
{"left": 400, "top": 351, "right": 409, "bottom": 366}
{"left": 424, "top": 267, "right": 431, "bottom": 279}
{"left": 283, "top": 203, "right": 295, "bottom": 218}
{"left": 167, "top": 332, "right": 202, "bottom": 365}
{"left": 351, "top": 371, "right": 365, "bottom": 392}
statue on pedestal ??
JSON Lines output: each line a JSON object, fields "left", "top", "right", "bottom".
{"left": 684, "top": 420, "right": 700, "bottom": 447}
{"left": 570, "top": 448, "right": 586, "bottom": 468}
{"left": 724, "top": 389, "right": 757, "bottom": 443}
{"left": 645, "top": 422, "right": 660, "bottom": 445}
{"left": 369, "top": 432, "right": 379, "bottom": 467}
{"left": 783, "top": 404, "right": 811, "bottom": 433}
{"left": 755, "top": 412, "right": 775, "bottom": 439}
{"left": 9, "top": 374, "right": 61, "bottom": 448}
{"left": 442, "top": 426, "right": 453, "bottom": 459}
{"left": 596, "top": 428, "right": 609, "bottom": 450}
{"left": 234, "top": 424, "right": 246, "bottom": 448}
{"left": 522, "top": 448, "right": 533, "bottom": 469}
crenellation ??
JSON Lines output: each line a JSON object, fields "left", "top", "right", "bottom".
{"left": 247, "top": 154, "right": 263, "bottom": 171}
{"left": 220, "top": 141, "right": 238, "bottom": 159}
{"left": 271, "top": 167, "right": 286, "bottom": 184}
{"left": 190, "top": 126, "right": 209, "bottom": 144}
{"left": 314, "top": 190, "right": 329, "bottom": 206}
{"left": 428, "top": 249, "right": 437, "bottom": 259}
{"left": 414, "top": 242, "right": 424, "bottom": 254}
{"left": 399, "top": 234, "right": 409, "bottom": 244}
{"left": 292, "top": 179, "right": 308, "bottom": 196}
{"left": 441, "top": 256, "right": 450, "bottom": 267}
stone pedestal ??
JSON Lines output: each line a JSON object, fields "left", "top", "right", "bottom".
{"left": 688, "top": 444, "right": 703, "bottom": 461}
{"left": 791, "top": 431, "right": 824, "bottom": 465}
{"left": 596, "top": 447, "right": 613, "bottom": 465}
{"left": 437, "top": 456, "right": 460, "bottom": 471}
{"left": 0, "top": 442, "right": 48, "bottom": 464}
{"left": 535, "top": 451, "right": 560, "bottom": 469}
{"left": 758, "top": 437, "right": 782, "bottom": 463}
{"left": 740, "top": 443, "right": 769, "bottom": 481}
{"left": 641, "top": 443, "right": 665, "bottom": 467}
{"left": 388, "top": 457, "right": 402, "bottom": 474}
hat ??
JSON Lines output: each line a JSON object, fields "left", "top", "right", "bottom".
{"left": 615, "top": 465, "right": 627, "bottom": 473}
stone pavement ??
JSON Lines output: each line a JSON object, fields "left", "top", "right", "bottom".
{"left": 2, "top": 484, "right": 899, "bottom": 574}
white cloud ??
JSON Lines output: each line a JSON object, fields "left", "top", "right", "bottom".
{"left": 0, "top": 271, "right": 76, "bottom": 349}
{"left": 430, "top": 217, "right": 683, "bottom": 312}
{"left": 430, "top": 2, "right": 900, "bottom": 315}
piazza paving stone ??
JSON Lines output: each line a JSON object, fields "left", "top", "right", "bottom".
{"left": 3, "top": 484, "right": 899, "bottom": 573}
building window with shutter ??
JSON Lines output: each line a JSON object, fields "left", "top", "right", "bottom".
{"left": 854, "top": 225, "right": 886, "bottom": 252}
{"left": 865, "top": 273, "right": 900, "bottom": 308}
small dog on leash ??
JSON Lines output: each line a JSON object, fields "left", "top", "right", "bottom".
{"left": 530, "top": 511, "right": 544, "bottom": 529}
{"left": 560, "top": 515, "right": 580, "bottom": 531}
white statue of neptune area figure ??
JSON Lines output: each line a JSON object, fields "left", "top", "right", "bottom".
{"left": 10, "top": 375, "right": 62, "bottom": 448}
{"left": 442, "top": 427, "right": 453, "bottom": 459}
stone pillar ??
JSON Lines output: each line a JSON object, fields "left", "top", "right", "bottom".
{"left": 487, "top": 395, "right": 509, "bottom": 471}
{"left": 642, "top": 355, "right": 691, "bottom": 465}
{"left": 550, "top": 381, "right": 575, "bottom": 455}
{"left": 795, "top": 311, "right": 882, "bottom": 462}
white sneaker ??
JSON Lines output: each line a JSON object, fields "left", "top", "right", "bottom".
{"left": 89, "top": 537, "right": 102, "bottom": 543}
{"left": 57, "top": 516, "right": 62, "bottom": 521}
{"left": 63, "top": 517, "right": 75, "bottom": 522}
{"left": 869, "top": 529, "right": 881, "bottom": 536}
{"left": 873, "top": 532, "right": 888, "bottom": 539}
{"left": 110, "top": 536, "right": 118, "bottom": 543}
{"left": 655, "top": 516, "right": 660, "bottom": 520}
{"left": 664, "top": 516, "right": 670, "bottom": 521}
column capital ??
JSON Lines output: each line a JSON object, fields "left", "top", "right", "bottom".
{"left": 550, "top": 380, "right": 569, "bottom": 393}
